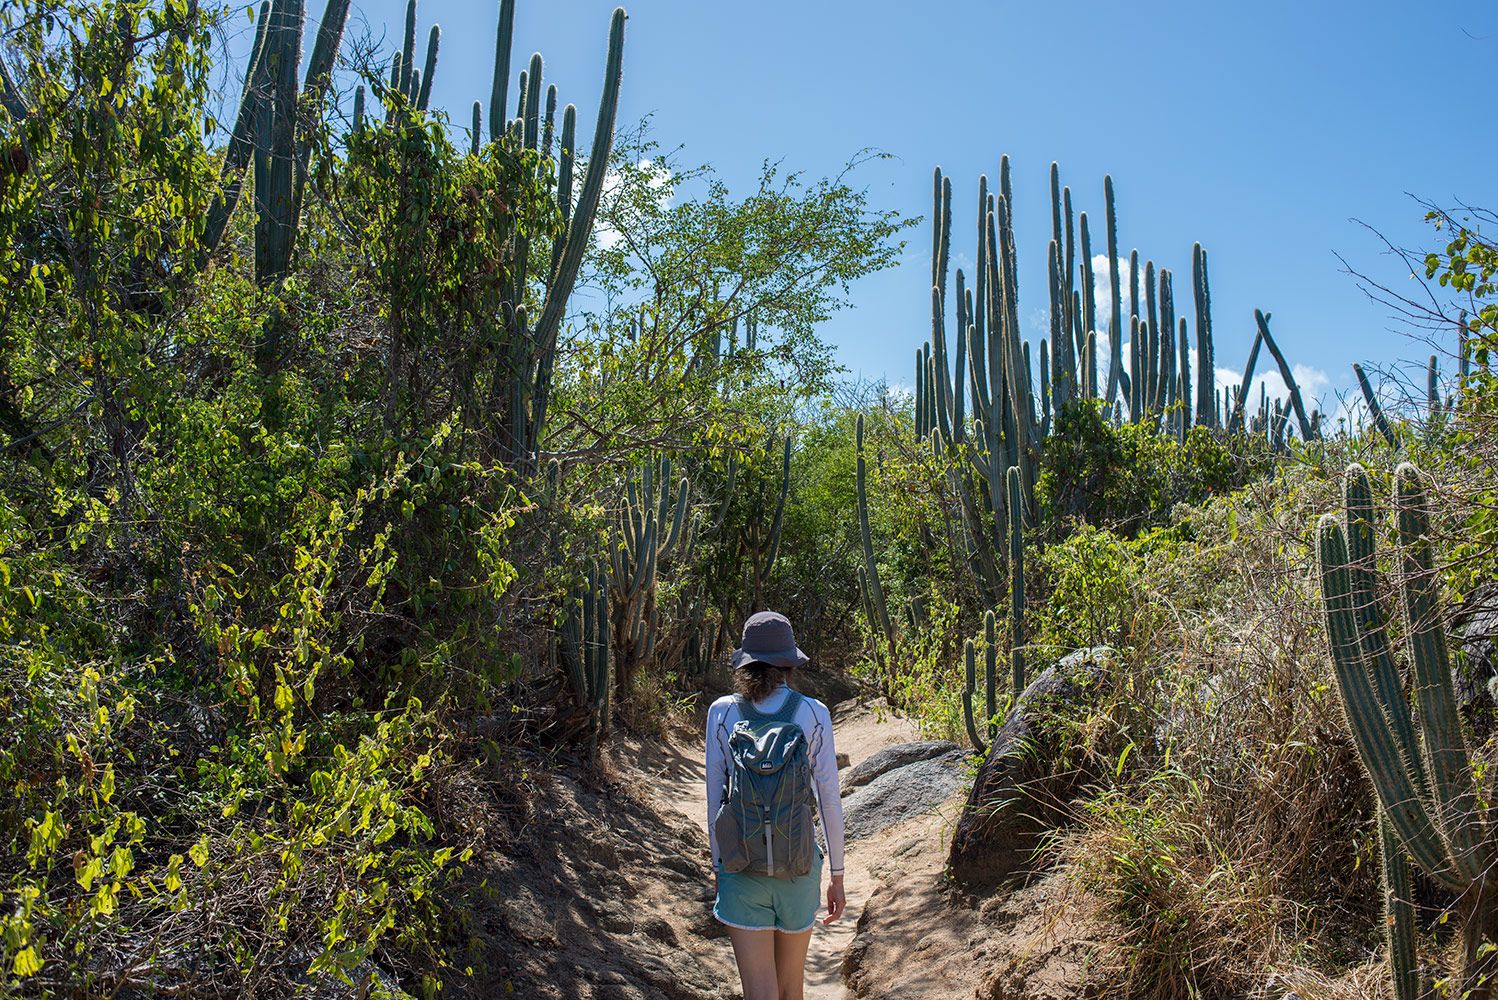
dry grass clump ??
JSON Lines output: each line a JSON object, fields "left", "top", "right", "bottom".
{"left": 1049, "top": 467, "right": 1382, "bottom": 999}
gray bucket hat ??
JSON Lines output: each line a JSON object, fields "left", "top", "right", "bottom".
{"left": 731, "top": 611, "right": 810, "bottom": 669}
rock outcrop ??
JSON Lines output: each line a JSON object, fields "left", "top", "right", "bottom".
{"left": 946, "top": 647, "right": 1114, "bottom": 892}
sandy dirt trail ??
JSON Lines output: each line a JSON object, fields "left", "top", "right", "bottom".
{"left": 652, "top": 698, "right": 919, "bottom": 999}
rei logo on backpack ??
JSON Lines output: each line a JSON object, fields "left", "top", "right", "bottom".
{"left": 713, "top": 691, "right": 816, "bottom": 879}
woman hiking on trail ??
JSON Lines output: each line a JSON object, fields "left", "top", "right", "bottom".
{"left": 706, "top": 611, "right": 847, "bottom": 1000}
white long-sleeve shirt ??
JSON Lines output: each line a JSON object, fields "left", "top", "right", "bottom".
{"left": 705, "top": 683, "right": 845, "bottom": 876}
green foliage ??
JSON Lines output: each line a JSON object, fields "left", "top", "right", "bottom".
{"left": 1038, "top": 400, "right": 1268, "bottom": 537}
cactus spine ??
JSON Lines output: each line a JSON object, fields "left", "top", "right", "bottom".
{"left": 1318, "top": 462, "right": 1497, "bottom": 998}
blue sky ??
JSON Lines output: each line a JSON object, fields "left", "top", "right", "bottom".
{"left": 250, "top": 0, "right": 1497, "bottom": 417}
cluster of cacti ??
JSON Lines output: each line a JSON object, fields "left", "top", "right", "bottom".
{"left": 559, "top": 561, "right": 611, "bottom": 751}
{"left": 958, "top": 465, "right": 1026, "bottom": 752}
{"left": 206, "top": 0, "right": 624, "bottom": 466}
{"left": 204, "top": 0, "right": 352, "bottom": 286}
{"left": 380, "top": 0, "right": 441, "bottom": 117}
{"left": 1317, "top": 462, "right": 1496, "bottom": 999}
{"left": 911, "top": 161, "right": 1327, "bottom": 506}
{"left": 607, "top": 457, "right": 693, "bottom": 696}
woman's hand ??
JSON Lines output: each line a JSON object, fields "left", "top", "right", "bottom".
{"left": 822, "top": 875, "right": 846, "bottom": 924}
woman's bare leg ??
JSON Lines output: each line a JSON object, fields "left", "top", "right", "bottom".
{"left": 727, "top": 925, "right": 779, "bottom": 1000}
{"left": 773, "top": 927, "right": 814, "bottom": 1000}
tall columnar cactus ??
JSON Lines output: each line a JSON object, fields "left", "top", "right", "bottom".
{"left": 1353, "top": 362, "right": 1397, "bottom": 447}
{"left": 1318, "top": 462, "right": 1496, "bottom": 999}
{"left": 1254, "top": 309, "right": 1319, "bottom": 441}
{"left": 1192, "top": 243, "right": 1216, "bottom": 428}
{"left": 1005, "top": 464, "right": 1026, "bottom": 694}
{"left": 963, "top": 610, "right": 999, "bottom": 753}
{"left": 202, "top": 0, "right": 351, "bottom": 288}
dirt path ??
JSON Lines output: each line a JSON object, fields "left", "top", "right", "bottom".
{"left": 650, "top": 697, "right": 920, "bottom": 999}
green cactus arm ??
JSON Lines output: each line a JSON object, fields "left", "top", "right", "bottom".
{"left": 983, "top": 205, "right": 1005, "bottom": 448}
{"left": 353, "top": 84, "right": 365, "bottom": 132}
{"left": 1344, "top": 464, "right": 1428, "bottom": 796}
{"left": 953, "top": 315, "right": 969, "bottom": 441}
{"left": 398, "top": 0, "right": 417, "bottom": 95}
{"left": 1318, "top": 514, "right": 1461, "bottom": 888}
{"left": 663, "top": 477, "right": 690, "bottom": 555}
{"left": 1427, "top": 354, "right": 1442, "bottom": 423}
{"left": 289, "top": 0, "right": 352, "bottom": 235}
{"left": 931, "top": 286, "right": 953, "bottom": 442}
{"left": 1227, "top": 329, "right": 1264, "bottom": 434}
{"left": 202, "top": 0, "right": 272, "bottom": 255}
{"left": 1353, "top": 363, "right": 1397, "bottom": 447}
{"left": 963, "top": 640, "right": 986, "bottom": 754}
{"left": 541, "top": 84, "right": 558, "bottom": 161}
{"left": 984, "top": 610, "right": 998, "bottom": 742}
{"left": 1255, "top": 309, "right": 1318, "bottom": 440}
{"left": 415, "top": 24, "right": 440, "bottom": 110}
{"left": 489, "top": 0, "right": 516, "bottom": 142}
{"left": 1193, "top": 244, "right": 1215, "bottom": 428}
{"left": 470, "top": 100, "right": 482, "bottom": 154}
{"left": 974, "top": 174, "right": 989, "bottom": 363}
{"left": 1379, "top": 809, "right": 1422, "bottom": 1000}
{"left": 1103, "top": 177, "right": 1123, "bottom": 405}
{"left": 522, "top": 52, "right": 544, "bottom": 150}
{"left": 252, "top": 0, "right": 305, "bottom": 288}
{"left": 1395, "top": 463, "right": 1488, "bottom": 882}
{"left": 528, "top": 8, "right": 626, "bottom": 380}
{"left": 1006, "top": 467, "right": 1026, "bottom": 694}
{"left": 1128, "top": 314, "right": 1142, "bottom": 422}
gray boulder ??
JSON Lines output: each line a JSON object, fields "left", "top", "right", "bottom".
{"left": 1456, "top": 583, "right": 1498, "bottom": 725}
{"left": 946, "top": 647, "right": 1114, "bottom": 891}
{"left": 842, "top": 748, "right": 971, "bottom": 841}
{"left": 841, "top": 739, "right": 961, "bottom": 793}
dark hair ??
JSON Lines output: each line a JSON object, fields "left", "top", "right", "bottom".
{"left": 734, "top": 661, "right": 789, "bottom": 703}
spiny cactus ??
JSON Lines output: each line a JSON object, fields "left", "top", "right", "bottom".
{"left": 963, "top": 611, "right": 999, "bottom": 753}
{"left": 1353, "top": 362, "right": 1397, "bottom": 447}
{"left": 1318, "top": 462, "right": 1496, "bottom": 999}
{"left": 1005, "top": 464, "right": 1026, "bottom": 694}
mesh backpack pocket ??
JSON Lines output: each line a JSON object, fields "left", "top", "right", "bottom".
{"left": 713, "top": 691, "right": 816, "bottom": 879}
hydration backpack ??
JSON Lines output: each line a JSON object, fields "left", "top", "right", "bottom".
{"left": 713, "top": 690, "right": 816, "bottom": 879}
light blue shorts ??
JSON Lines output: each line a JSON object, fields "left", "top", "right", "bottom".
{"left": 713, "top": 846, "right": 824, "bottom": 933}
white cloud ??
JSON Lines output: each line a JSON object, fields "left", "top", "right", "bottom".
{"left": 594, "top": 157, "right": 673, "bottom": 252}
